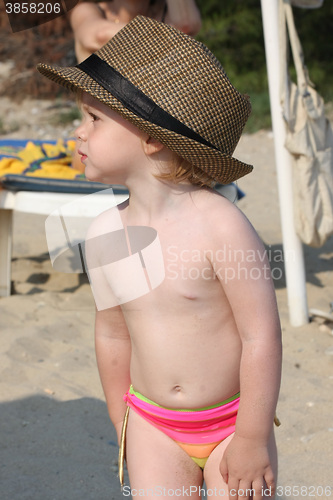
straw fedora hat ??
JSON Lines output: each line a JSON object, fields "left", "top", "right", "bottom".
{"left": 37, "top": 15, "right": 253, "bottom": 184}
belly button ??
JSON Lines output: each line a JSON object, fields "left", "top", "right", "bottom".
{"left": 172, "top": 385, "right": 182, "bottom": 393}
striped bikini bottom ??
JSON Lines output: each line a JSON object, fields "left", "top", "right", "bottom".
{"left": 118, "top": 385, "right": 239, "bottom": 485}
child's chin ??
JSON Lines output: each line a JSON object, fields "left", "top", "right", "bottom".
{"left": 84, "top": 169, "right": 102, "bottom": 183}
{"left": 85, "top": 166, "right": 119, "bottom": 185}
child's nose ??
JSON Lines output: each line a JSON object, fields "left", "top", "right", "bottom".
{"left": 74, "top": 122, "right": 86, "bottom": 141}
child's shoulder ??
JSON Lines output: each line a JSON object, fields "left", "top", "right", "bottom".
{"left": 197, "top": 188, "right": 260, "bottom": 244}
{"left": 197, "top": 187, "right": 247, "bottom": 223}
{"left": 86, "top": 199, "right": 129, "bottom": 240}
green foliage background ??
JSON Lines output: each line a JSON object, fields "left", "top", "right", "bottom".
{"left": 195, "top": 0, "right": 333, "bottom": 132}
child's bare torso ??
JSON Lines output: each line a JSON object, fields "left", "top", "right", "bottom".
{"left": 115, "top": 189, "right": 243, "bottom": 410}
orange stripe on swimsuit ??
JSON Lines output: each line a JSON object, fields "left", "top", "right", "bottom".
{"left": 123, "top": 386, "right": 240, "bottom": 469}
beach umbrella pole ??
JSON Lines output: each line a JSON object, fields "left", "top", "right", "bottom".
{"left": 260, "top": 0, "right": 309, "bottom": 326}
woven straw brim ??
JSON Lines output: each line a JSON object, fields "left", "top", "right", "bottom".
{"left": 37, "top": 63, "right": 253, "bottom": 184}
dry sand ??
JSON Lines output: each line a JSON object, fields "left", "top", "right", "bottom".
{"left": 0, "top": 102, "right": 332, "bottom": 500}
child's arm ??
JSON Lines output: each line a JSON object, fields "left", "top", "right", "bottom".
{"left": 212, "top": 206, "right": 282, "bottom": 498}
{"left": 84, "top": 208, "right": 131, "bottom": 443}
{"left": 95, "top": 306, "right": 131, "bottom": 444}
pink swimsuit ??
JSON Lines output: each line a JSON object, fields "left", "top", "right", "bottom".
{"left": 123, "top": 385, "right": 240, "bottom": 469}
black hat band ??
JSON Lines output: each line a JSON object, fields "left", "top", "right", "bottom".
{"left": 77, "top": 54, "right": 217, "bottom": 151}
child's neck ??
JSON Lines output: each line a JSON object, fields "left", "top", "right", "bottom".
{"left": 125, "top": 175, "right": 203, "bottom": 225}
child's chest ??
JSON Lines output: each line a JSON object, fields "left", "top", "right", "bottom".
{"left": 153, "top": 221, "right": 223, "bottom": 302}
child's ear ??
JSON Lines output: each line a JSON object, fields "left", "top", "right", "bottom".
{"left": 142, "top": 136, "right": 165, "bottom": 156}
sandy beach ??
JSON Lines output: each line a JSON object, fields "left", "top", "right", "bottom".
{"left": 0, "top": 101, "right": 332, "bottom": 500}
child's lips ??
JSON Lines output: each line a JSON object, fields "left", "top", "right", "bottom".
{"left": 78, "top": 150, "right": 87, "bottom": 162}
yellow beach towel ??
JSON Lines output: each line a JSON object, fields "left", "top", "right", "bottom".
{"left": 0, "top": 139, "right": 84, "bottom": 180}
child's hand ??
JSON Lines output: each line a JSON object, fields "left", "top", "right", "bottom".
{"left": 220, "top": 434, "right": 276, "bottom": 500}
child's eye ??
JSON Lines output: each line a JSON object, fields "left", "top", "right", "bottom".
{"left": 89, "top": 112, "right": 99, "bottom": 121}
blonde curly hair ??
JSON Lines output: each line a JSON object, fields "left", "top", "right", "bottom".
{"left": 155, "top": 154, "right": 216, "bottom": 188}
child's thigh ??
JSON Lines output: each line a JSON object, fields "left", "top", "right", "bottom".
{"left": 125, "top": 410, "right": 203, "bottom": 498}
{"left": 203, "top": 433, "right": 233, "bottom": 499}
{"left": 203, "top": 431, "right": 278, "bottom": 500}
